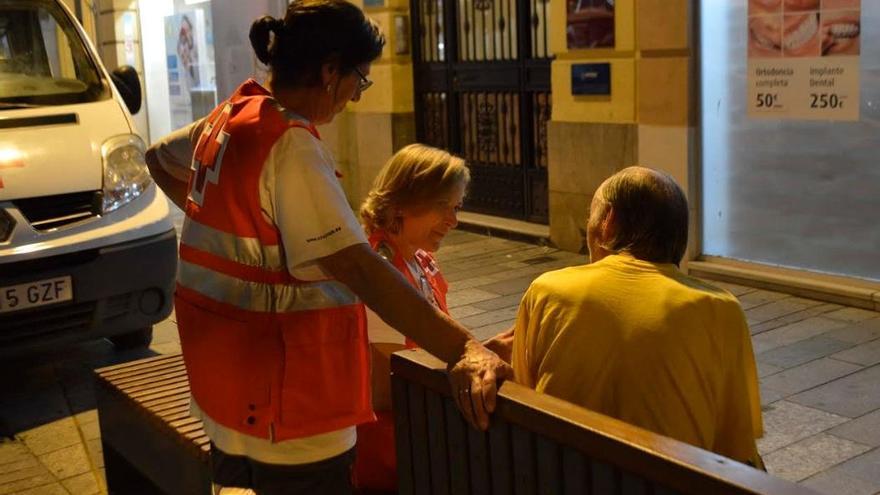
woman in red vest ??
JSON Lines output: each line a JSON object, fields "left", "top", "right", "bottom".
{"left": 354, "top": 144, "right": 469, "bottom": 492}
{"left": 145, "top": 1, "right": 510, "bottom": 493}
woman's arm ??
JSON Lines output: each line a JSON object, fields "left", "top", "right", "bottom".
{"left": 320, "top": 243, "right": 511, "bottom": 431}
{"left": 145, "top": 120, "right": 205, "bottom": 210}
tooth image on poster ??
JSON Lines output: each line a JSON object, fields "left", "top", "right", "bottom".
{"left": 747, "top": 0, "right": 860, "bottom": 120}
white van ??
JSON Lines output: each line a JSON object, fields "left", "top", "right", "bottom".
{"left": 0, "top": 0, "right": 177, "bottom": 354}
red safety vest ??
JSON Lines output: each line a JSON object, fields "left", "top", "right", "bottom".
{"left": 354, "top": 230, "right": 449, "bottom": 490}
{"left": 174, "top": 79, "right": 373, "bottom": 442}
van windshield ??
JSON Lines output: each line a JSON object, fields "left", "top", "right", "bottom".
{"left": 0, "top": 0, "right": 109, "bottom": 108}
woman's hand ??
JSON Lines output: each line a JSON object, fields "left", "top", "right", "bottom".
{"left": 447, "top": 340, "right": 511, "bottom": 431}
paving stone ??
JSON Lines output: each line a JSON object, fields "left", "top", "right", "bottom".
{"left": 757, "top": 400, "right": 848, "bottom": 454}
{"left": 763, "top": 433, "right": 871, "bottom": 482}
{"left": 829, "top": 410, "right": 880, "bottom": 447}
{"left": 75, "top": 421, "right": 100, "bottom": 443}
{"left": 472, "top": 293, "right": 524, "bottom": 311}
{"left": 0, "top": 441, "right": 29, "bottom": 464}
{"left": 150, "top": 342, "right": 183, "bottom": 356}
{"left": 0, "top": 464, "right": 53, "bottom": 491}
{"left": 458, "top": 306, "right": 520, "bottom": 329}
{"left": 759, "top": 358, "right": 861, "bottom": 397}
{"left": 803, "top": 466, "right": 880, "bottom": 495}
{"left": 448, "top": 305, "right": 486, "bottom": 319}
{"left": 791, "top": 364, "right": 880, "bottom": 418}
{"left": 751, "top": 317, "right": 851, "bottom": 354}
{"left": 38, "top": 444, "right": 90, "bottom": 480}
{"left": 737, "top": 290, "right": 790, "bottom": 310}
{"left": 84, "top": 438, "right": 104, "bottom": 470}
{"left": 748, "top": 303, "right": 844, "bottom": 335}
{"left": 72, "top": 410, "right": 97, "bottom": 427}
{"left": 757, "top": 336, "right": 855, "bottom": 369}
{"left": 19, "top": 419, "right": 80, "bottom": 456}
{"left": 470, "top": 319, "right": 516, "bottom": 342}
{"left": 61, "top": 472, "right": 100, "bottom": 495}
{"left": 833, "top": 447, "right": 880, "bottom": 484}
{"left": 760, "top": 387, "right": 785, "bottom": 407}
{"left": 746, "top": 299, "right": 819, "bottom": 325}
{"left": 446, "top": 288, "right": 502, "bottom": 309}
{"left": 474, "top": 275, "right": 540, "bottom": 296}
{"left": 831, "top": 339, "right": 880, "bottom": 367}
{"left": 756, "top": 361, "right": 783, "bottom": 378}
{"left": 16, "top": 482, "right": 68, "bottom": 495}
{"left": 824, "top": 307, "right": 880, "bottom": 324}
{"left": 825, "top": 318, "right": 880, "bottom": 344}
{"left": 152, "top": 319, "right": 181, "bottom": 345}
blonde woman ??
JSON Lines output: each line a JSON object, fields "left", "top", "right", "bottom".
{"left": 354, "top": 144, "right": 469, "bottom": 492}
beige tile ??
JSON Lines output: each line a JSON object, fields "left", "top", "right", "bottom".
{"left": 738, "top": 289, "right": 790, "bottom": 310}
{"left": 61, "top": 472, "right": 101, "bottom": 495}
{"left": 757, "top": 400, "right": 848, "bottom": 454}
{"left": 448, "top": 305, "right": 486, "bottom": 320}
{"left": 548, "top": 191, "right": 590, "bottom": 253}
{"left": 445, "top": 289, "right": 503, "bottom": 309}
{"left": 637, "top": 0, "right": 689, "bottom": 50}
{"left": 14, "top": 482, "right": 69, "bottom": 495}
{"left": 19, "top": 419, "right": 80, "bottom": 456}
{"left": 791, "top": 364, "right": 880, "bottom": 418}
{"left": 746, "top": 298, "right": 820, "bottom": 325}
{"left": 637, "top": 58, "right": 690, "bottom": 126}
{"left": 85, "top": 438, "right": 104, "bottom": 470}
{"left": 763, "top": 433, "right": 870, "bottom": 482}
{"left": 0, "top": 442, "right": 29, "bottom": 465}
{"left": 547, "top": 121, "right": 638, "bottom": 197}
{"left": 0, "top": 472, "right": 55, "bottom": 495}
{"left": 38, "top": 444, "right": 90, "bottom": 480}
{"left": 458, "top": 306, "right": 520, "bottom": 329}
{"left": 826, "top": 318, "right": 880, "bottom": 344}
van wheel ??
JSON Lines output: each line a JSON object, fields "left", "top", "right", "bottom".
{"left": 109, "top": 327, "right": 153, "bottom": 350}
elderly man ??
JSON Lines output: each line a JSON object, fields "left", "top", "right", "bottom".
{"left": 488, "top": 166, "right": 764, "bottom": 468}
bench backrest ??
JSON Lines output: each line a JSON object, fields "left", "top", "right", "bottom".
{"left": 391, "top": 349, "right": 815, "bottom": 495}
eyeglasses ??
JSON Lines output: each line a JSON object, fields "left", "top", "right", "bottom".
{"left": 354, "top": 67, "right": 373, "bottom": 93}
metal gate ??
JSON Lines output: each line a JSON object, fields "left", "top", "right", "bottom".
{"left": 411, "top": 0, "right": 552, "bottom": 223}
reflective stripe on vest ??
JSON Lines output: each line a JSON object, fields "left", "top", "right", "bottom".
{"left": 178, "top": 260, "right": 358, "bottom": 312}
{"left": 179, "top": 212, "right": 358, "bottom": 313}
{"left": 181, "top": 217, "right": 285, "bottom": 270}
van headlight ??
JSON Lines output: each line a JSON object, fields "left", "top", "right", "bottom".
{"left": 101, "top": 135, "right": 153, "bottom": 213}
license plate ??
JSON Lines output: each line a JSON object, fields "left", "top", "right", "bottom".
{"left": 0, "top": 276, "right": 73, "bottom": 314}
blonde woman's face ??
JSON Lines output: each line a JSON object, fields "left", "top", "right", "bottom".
{"left": 399, "top": 181, "right": 466, "bottom": 255}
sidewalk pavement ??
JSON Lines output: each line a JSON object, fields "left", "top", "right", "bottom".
{"left": 1, "top": 228, "right": 879, "bottom": 494}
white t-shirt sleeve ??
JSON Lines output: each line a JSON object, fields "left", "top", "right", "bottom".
{"left": 148, "top": 121, "right": 200, "bottom": 181}
{"left": 269, "top": 128, "right": 367, "bottom": 277}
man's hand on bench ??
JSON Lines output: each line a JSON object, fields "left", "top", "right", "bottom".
{"left": 447, "top": 340, "right": 512, "bottom": 431}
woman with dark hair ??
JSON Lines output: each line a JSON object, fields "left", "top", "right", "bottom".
{"left": 145, "top": 1, "right": 509, "bottom": 493}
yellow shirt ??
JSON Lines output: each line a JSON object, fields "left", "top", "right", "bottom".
{"left": 512, "top": 254, "right": 763, "bottom": 466}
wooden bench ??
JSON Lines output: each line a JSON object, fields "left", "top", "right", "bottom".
{"left": 95, "top": 353, "right": 212, "bottom": 495}
{"left": 391, "top": 349, "right": 817, "bottom": 495}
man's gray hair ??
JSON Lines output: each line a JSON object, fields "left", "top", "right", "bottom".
{"left": 593, "top": 166, "right": 689, "bottom": 265}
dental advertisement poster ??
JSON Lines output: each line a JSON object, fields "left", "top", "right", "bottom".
{"left": 747, "top": 0, "right": 860, "bottom": 121}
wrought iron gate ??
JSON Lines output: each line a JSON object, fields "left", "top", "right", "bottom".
{"left": 411, "top": 0, "right": 552, "bottom": 223}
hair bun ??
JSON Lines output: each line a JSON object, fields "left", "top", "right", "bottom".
{"left": 249, "top": 16, "right": 277, "bottom": 65}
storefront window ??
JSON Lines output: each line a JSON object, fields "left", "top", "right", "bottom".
{"left": 701, "top": 0, "right": 880, "bottom": 281}
{"left": 140, "top": 0, "right": 286, "bottom": 143}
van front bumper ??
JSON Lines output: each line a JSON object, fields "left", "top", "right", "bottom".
{"left": 0, "top": 228, "right": 177, "bottom": 356}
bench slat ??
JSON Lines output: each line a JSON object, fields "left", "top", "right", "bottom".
{"left": 426, "top": 390, "right": 450, "bottom": 495}
{"left": 562, "top": 448, "right": 589, "bottom": 495}
{"left": 488, "top": 422, "right": 512, "bottom": 495}
{"left": 537, "top": 436, "right": 562, "bottom": 494}
{"left": 444, "top": 397, "right": 471, "bottom": 495}
{"left": 109, "top": 364, "right": 187, "bottom": 388}
{"left": 392, "top": 376, "right": 415, "bottom": 494}
{"left": 96, "top": 353, "right": 180, "bottom": 376}
{"left": 467, "top": 419, "right": 490, "bottom": 494}
{"left": 407, "top": 383, "right": 432, "bottom": 495}
{"left": 511, "top": 426, "right": 536, "bottom": 495}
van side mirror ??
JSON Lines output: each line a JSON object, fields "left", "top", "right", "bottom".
{"left": 111, "top": 65, "right": 142, "bottom": 115}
